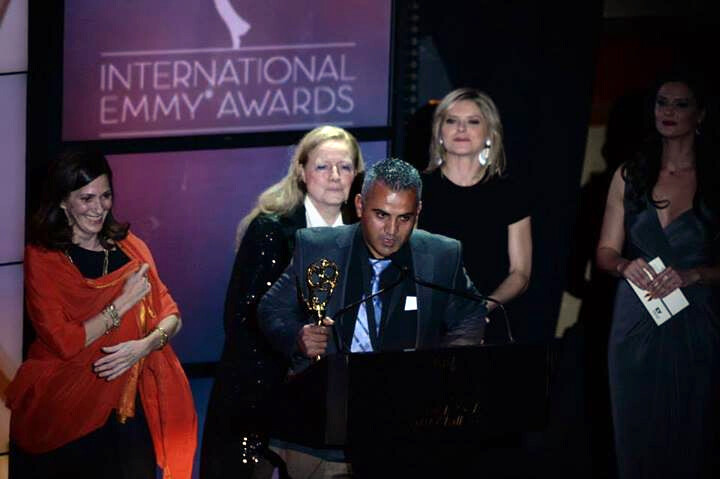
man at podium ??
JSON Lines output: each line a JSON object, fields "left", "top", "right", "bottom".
{"left": 259, "top": 158, "right": 487, "bottom": 370}
{"left": 257, "top": 158, "right": 487, "bottom": 477}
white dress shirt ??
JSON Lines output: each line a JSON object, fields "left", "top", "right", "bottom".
{"left": 304, "top": 196, "right": 344, "bottom": 228}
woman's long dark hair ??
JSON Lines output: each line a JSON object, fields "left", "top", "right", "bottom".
{"left": 30, "top": 150, "right": 129, "bottom": 250}
{"left": 622, "top": 70, "right": 719, "bottom": 220}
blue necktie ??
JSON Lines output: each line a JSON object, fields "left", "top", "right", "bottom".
{"left": 351, "top": 258, "right": 391, "bottom": 353}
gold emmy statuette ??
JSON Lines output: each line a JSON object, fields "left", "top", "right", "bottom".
{"left": 304, "top": 258, "right": 339, "bottom": 361}
{"left": 305, "top": 258, "right": 340, "bottom": 325}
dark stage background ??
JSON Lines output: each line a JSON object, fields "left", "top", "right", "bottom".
{"left": 27, "top": 0, "right": 600, "bottom": 356}
{"left": 24, "top": 0, "right": 720, "bottom": 478}
{"left": 24, "top": 1, "right": 600, "bottom": 477}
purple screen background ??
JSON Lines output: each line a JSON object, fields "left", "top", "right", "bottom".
{"left": 63, "top": 0, "right": 392, "bottom": 140}
{"left": 109, "top": 142, "right": 387, "bottom": 363}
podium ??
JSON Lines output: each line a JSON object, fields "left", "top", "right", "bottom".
{"left": 269, "top": 343, "right": 551, "bottom": 449}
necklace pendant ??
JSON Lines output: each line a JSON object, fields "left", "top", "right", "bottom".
{"left": 102, "top": 248, "right": 109, "bottom": 276}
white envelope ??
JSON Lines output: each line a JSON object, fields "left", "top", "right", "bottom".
{"left": 626, "top": 257, "right": 690, "bottom": 326}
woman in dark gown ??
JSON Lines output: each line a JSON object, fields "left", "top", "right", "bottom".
{"left": 597, "top": 73, "right": 720, "bottom": 478}
{"left": 200, "top": 126, "right": 364, "bottom": 479}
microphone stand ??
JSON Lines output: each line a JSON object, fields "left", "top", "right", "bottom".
{"left": 409, "top": 275, "right": 515, "bottom": 344}
{"left": 329, "top": 260, "right": 515, "bottom": 352}
{"left": 389, "top": 260, "right": 514, "bottom": 344}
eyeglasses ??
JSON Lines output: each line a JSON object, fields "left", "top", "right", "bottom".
{"left": 312, "top": 163, "right": 355, "bottom": 176}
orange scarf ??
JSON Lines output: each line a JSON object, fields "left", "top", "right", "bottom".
{"left": 5, "top": 233, "right": 197, "bottom": 479}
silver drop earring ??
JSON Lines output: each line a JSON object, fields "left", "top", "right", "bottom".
{"left": 478, "top": 139, "right": 492, "bottom": 165}
{"left": 436, "top": 138, "right": 445, "bottom": 166}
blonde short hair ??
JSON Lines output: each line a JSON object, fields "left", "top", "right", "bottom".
{"left": 426, "top": 88, "right": 506, "bottom": 180}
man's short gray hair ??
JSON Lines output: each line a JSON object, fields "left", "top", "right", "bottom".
{"left": 361, "top": 158, "right": 422, "bottom": 202}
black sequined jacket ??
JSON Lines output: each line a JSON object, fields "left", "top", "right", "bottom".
{"left": 201, "top": 206, "right": 306, "bottom": 474}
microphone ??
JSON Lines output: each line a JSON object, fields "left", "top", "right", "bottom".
{"left": 325, "top": 254, "right": 515, "bottom": 354}
{"left": 389, "top": 258, "right": 515, "bottom": 344}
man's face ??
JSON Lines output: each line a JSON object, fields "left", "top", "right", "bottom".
{"left": 355, "top": 181, "right": 421, "bottom": 259}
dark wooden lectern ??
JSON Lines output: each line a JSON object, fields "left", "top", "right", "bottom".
{"left": 270, "top": 343, "right": 551, "bottom": 449}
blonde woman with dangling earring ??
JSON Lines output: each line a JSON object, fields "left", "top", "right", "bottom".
{"left": 419, "top": 88, "right": 532, "bottom": 332}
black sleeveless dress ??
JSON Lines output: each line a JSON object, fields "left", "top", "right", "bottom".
{"left": 608, "top": 188, "right": 720, "bottom": 478}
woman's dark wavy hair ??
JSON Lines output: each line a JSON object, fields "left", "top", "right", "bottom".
{"left": 622, "top": 68, "right": 719, "bottom": 220}
{"left": 30, "top": 150, "right": 129, "bottom": 250}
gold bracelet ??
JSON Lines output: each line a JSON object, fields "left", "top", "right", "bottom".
{"left": 102, "top": 303, "right": 121, "bottom": 334}
{"left": 151, "top": 325, "right": 169, "bottom": 348}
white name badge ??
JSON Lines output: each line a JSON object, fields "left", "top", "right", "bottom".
{"left": 404, "top": 296, "right": 417, "bottom": 311}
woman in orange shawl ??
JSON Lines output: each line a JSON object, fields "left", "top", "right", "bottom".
{"left": 5, "top": 151, "right": 197, "bottom": 479}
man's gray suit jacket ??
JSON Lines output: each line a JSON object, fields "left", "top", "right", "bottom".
{"left": 258, "top": 223, "right": 486, "bottom": 369}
